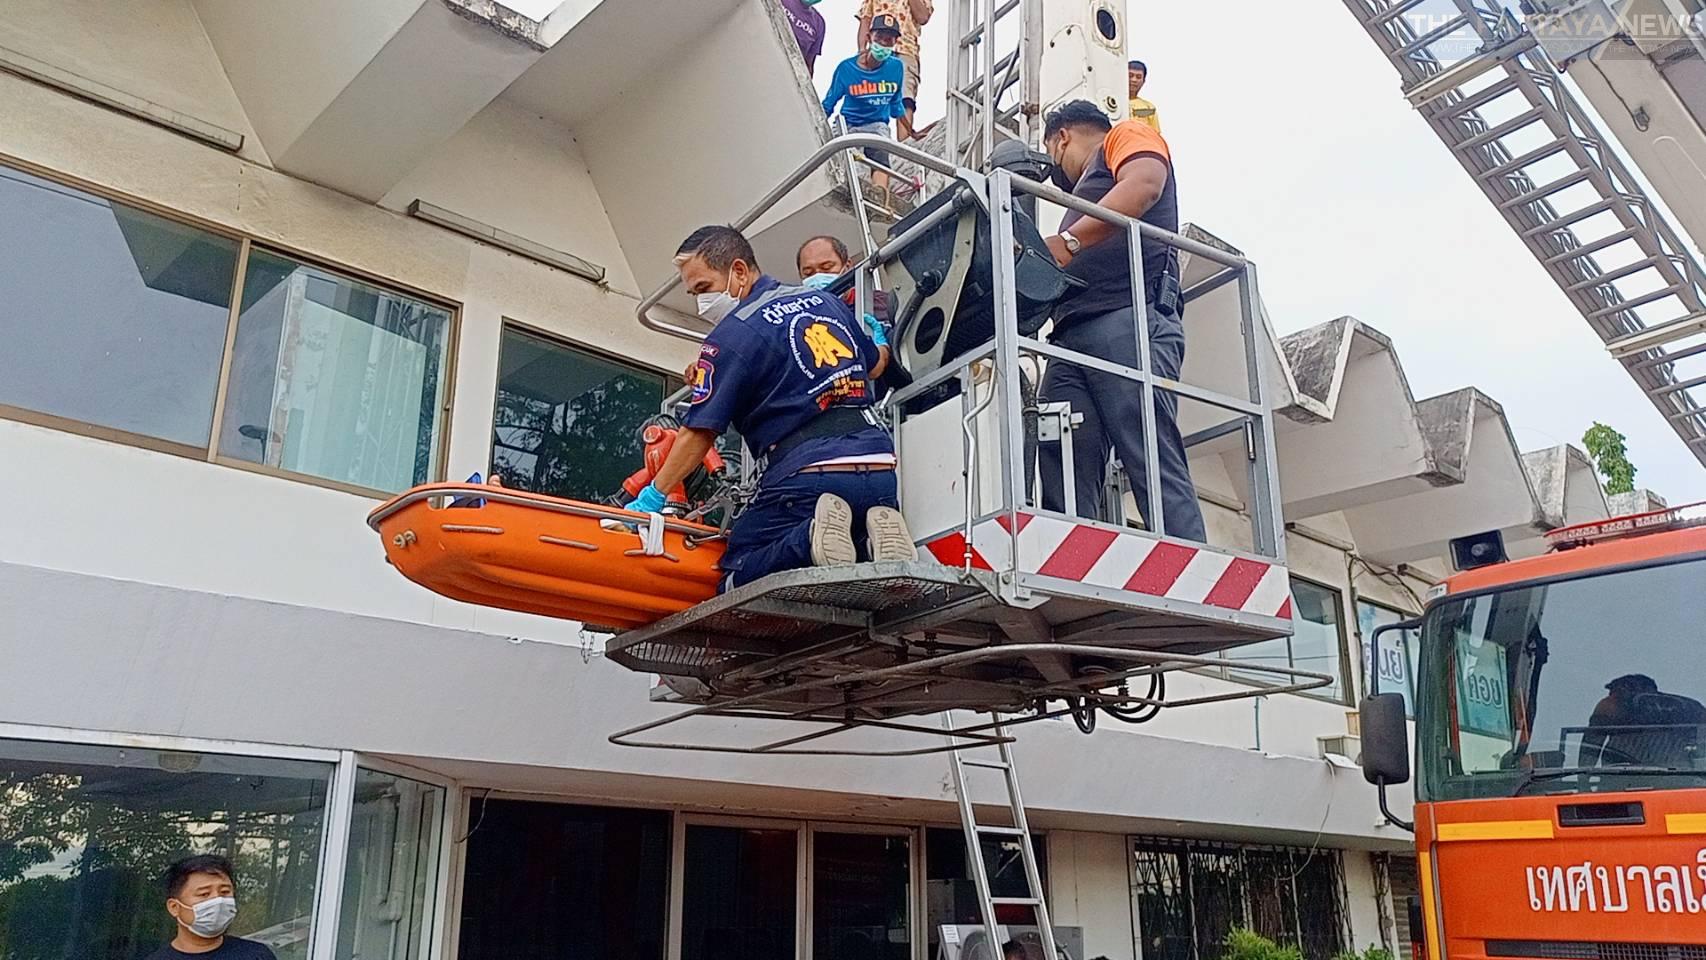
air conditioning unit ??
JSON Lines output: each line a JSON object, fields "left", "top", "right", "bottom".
{"left": 938, "top": 924, "right": 1085, "bottom": 960}
{"left": 1319, "top": 733, "right": 1361, "bottom": 766}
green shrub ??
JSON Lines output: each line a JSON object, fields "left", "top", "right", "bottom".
{"left": 1333, "top": 945, "right": 1395, "bottom": 960}
{"left": 1222, "top": 928, "right": 1303, "bottom": 960}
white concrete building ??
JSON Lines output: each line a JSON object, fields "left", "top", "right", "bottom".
{"left": 0, "top": 3, "right": 1619, "bottom": 960}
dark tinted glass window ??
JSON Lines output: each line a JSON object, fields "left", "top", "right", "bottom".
{"left": 458, "top": 799, "right": 669, "bottom": 960}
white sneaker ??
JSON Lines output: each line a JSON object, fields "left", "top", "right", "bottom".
{"left": 865, "top": 506, "right": 917, "bottom": 562}
{"left": 809, "top": 494, "right": 857, "bottom": 567}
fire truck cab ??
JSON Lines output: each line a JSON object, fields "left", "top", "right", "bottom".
{"left": 1360, "top": 502, "right": 1706, "bottom": 960}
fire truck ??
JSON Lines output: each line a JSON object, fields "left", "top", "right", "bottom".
{"left": 1360, "top": 502, "right": 1706, "bottom": 960}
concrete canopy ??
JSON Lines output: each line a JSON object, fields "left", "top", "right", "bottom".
{"left": 1249, "top": 314, "right": 1618, "bottom": 565}
{"left": 501, "top": 0, "right": 839, "bottom": 310}
{"left": 193, "top": 0, "right": 549, "bottom": 200}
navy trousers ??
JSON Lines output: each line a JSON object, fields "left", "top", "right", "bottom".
{"left": 719, "top": 467, "right": 901, "bottom": 591}
{"left": 1037, "top": 304, "right": 1207, "bottom": 542}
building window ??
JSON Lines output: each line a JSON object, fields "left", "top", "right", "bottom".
{"left": 1357, "top": 601, "right": 1420, "bottom": 716}
{"left": 682, "top": 824, "right": 799, "bottom": 960}
{"left": 492, "top": 326, "right": 673, "bottom": 502}
{"left": 812, "top": 831, "right": 911, "bottom": 960}
{"left": 1226, "top": 579, "right": 1350, "bottom": 702}
{"left": 0, "top": 161, "right": 455, "bottom": 494}
{"left": 457, "top": 798, "right": 669, "bottom": 960}
{"left": 1130, "top": 837, "right": 1347, "bottom": 960}
{"left": 0, "top": 737, "right": 333, "bottom": 960}
{"left": 0, "top": 165, "right": 240, "bottom": 450}
{"left": 336, "top": 768, "right": 445, "bottom": 960}
{"left": 219, "top": 250, "right": 452, "bottom": 492}
{"left": 924, "top": 827, "right": 1048, "bottom": 959}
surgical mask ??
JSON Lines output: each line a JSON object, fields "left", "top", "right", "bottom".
{"left": 695, "top": 269, "right": 743, "bottom": 323}
{"left": 801, "top": 272, "right": 838, "bottom": 290}
{"left": 178, "top": 896, "right": 238, "bottom": 938}
{"left": 870, "top": 42, "right": 895, "bottom": 62}
{"left": 1048, "top": 157, "right": 1076, "bottom": 191}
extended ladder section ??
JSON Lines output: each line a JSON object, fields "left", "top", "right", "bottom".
{"left": 948, "top": 0, "right": 1040, "bottom": 166}
{"left": 1342, "top": 0, "right": 1706, "bottom": 465}
{"left": 944, "top": 713, "right": 1058, "bottom": 960}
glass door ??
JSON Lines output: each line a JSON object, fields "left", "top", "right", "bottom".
{"left": 810, "top": 829, "right": 914, "bottom": 960}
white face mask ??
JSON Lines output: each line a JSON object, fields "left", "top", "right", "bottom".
{"left": 178, "top": 896, "right": 238, "bottom": 938}
{"left": 695, "top": 268, "right": 744, "bottom": 323}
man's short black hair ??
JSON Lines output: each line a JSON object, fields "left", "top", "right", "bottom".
{"left": 797, "top": 234, "right": 851, "bottom": 266}
{"left": 675, "top": 225, "right": 759, "bottom": 272}
{"left": 1129, "top": 60, "right": 1148, "bottom": 73}
{"left": 1043, "top": 100, "right": 1113, "bottom": 142}
{"left": 1002, "top": 941, "right": 1026, "bottom": 960}
{"left": 163, "top": 854, "right": 235, "bottom": 898}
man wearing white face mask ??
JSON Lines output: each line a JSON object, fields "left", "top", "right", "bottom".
{"left": 626, "top": 225, "right": 915, "bottom": 591}
{"left": 148, "top": 854, "right": 276, "bottom": 959}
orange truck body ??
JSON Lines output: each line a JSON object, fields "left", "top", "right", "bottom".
{"left": 1409, "top": 517, "right": 1706, "bottom": 959}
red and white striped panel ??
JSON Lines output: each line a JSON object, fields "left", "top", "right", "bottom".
{"left": 924, "top": 512, "right": 1292, "bottom": 620}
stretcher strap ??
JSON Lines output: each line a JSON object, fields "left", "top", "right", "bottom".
{"left": 641, "top": 513, "right": 667, "bottom": 556}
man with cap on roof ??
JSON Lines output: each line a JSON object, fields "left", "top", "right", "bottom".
{"left": 626, "top": 225, "right": 917, "bottom": 590}
{"left": 824, "top": 12, "right": 909, "bottom": 190}
{"left": 858, "top": 0, "right": 932, "bottom": 141}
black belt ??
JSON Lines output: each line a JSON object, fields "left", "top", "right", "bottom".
{"left": 764, "top": 407, "right": 883, "bottom": 467}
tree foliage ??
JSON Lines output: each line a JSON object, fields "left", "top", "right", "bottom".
{"left": 1582, "top": 421, "right": 1637, "bottom": 495}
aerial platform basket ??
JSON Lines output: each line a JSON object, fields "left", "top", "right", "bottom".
{"left": 608, "top": 132, "right": 1308, "bottom": 751}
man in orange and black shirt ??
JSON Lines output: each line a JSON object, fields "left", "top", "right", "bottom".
{"left": 1037, "top": 100, "right": 1205, "bottom": 541}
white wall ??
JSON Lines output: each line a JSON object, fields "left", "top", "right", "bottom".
{"left": 0, "top": 561, "right": 1413, "bottom": 852}
{"left": 1341, "top": 852, "right": 1390, "bottom": 955}
{"left": 1049, "top": 831, "right": 1138, "bottom": 960}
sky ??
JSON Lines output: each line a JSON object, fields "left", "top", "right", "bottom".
{"left": 799, "top": 0, "right": 1706, "bottom": 502}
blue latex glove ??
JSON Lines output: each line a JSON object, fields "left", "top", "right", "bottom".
{"left": 624, "top": 482, "right": 667, "bottom": 514}
{"left": 862, "top": 312, "right": 888, "bottom": 347}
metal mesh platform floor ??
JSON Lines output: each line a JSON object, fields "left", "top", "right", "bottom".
{"left": 604, "top": 561, "right": 1298, "bottom": 718}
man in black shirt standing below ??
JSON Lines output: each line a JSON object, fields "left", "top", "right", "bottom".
{"left": 147, "top": 854, "right": 277, "bottom": 959}
{"left": 1038, "top": 99, "right": 1206, "bottom": 542}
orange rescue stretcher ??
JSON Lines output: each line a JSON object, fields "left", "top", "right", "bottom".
{"left": 367, "top": 482, "right": 725, "bottom": 629}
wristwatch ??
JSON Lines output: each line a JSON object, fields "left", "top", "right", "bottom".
{"left": 1060, "top": 230, "right": 1081, "bottom": 255}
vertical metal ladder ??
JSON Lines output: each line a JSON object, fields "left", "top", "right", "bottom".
{"left": 1341, "top": 0, "right": 1706, "bottom": 466}
{"left": 943, "top": 713, "right": 1059, "bottom": 960}
{"left": 947, "top": 0, "right": 1043, "bottom": 167}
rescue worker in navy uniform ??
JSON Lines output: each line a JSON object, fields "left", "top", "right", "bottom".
{"left": 626, "top": 225, "right": 917, "bottom": 589}
{"left": 1037, "top": 100, "right": 1207, "bottom": 542}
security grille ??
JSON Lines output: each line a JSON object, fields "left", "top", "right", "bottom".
{"left": 1131, "top": 837, "right": 1350, "bottom": 960}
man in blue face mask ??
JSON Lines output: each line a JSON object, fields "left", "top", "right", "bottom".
{"left": 822, "top": 14, "right": 908, "bottom": 184}
{"left": 626, "top": 225, "right": 916, "bottom": 591}
{"left": 798, "top": 234, "right": 890, "bottom": 381}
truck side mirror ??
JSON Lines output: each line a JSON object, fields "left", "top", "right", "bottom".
{"left": 1360, "top": 692, "right": 1411, "bottom": 786}
{"left": 1360, "top": 691, "right": 1415, "bottom": 831}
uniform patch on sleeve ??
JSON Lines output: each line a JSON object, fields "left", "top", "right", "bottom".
{"left": 688, "top": 358, "right": 715, "bottom": 404}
